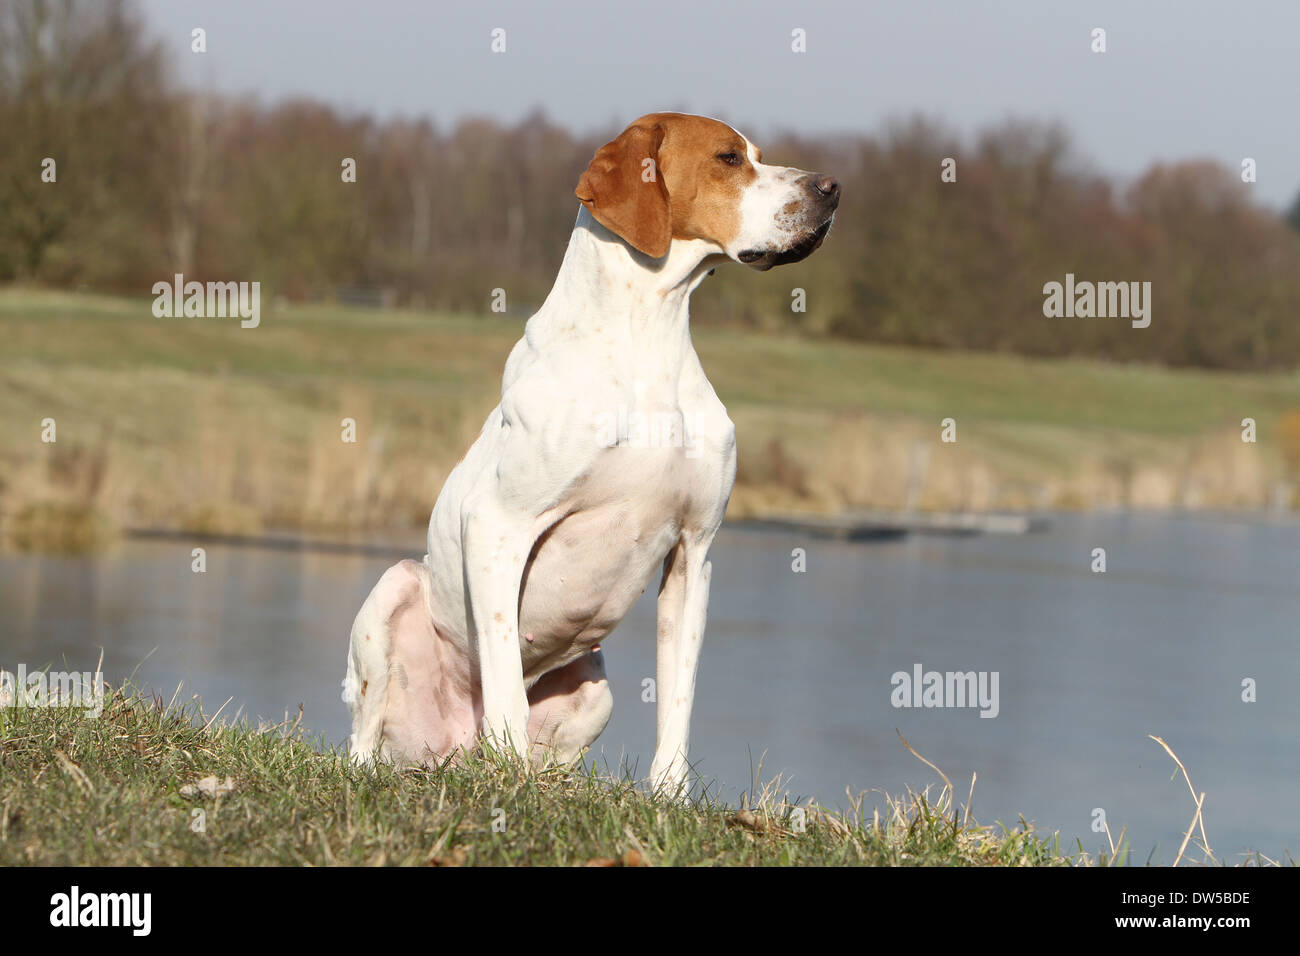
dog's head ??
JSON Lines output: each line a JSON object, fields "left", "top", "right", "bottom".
{"left": 575, "top": 112, "right": 839, "bottom": 270}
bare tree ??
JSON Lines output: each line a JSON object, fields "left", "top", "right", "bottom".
{"left": 0, "top": 0, "right": 167, "bottom": 280}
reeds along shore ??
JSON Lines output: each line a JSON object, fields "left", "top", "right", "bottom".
{"left": 4, "top": 292, "right": 1300, "bottom": 551}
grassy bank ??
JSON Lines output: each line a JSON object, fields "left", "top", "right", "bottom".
{"left": 0, "top": 684, "right": 1074, "bottom": 866}
{"left": 3, "top": 288, "right": 1300, "bottom": 547}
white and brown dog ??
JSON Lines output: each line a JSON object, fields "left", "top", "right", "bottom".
{"left": 343, "top": 112, "right": 838, "bottom": 792}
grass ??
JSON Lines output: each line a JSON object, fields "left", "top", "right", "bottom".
{"left": 0, "top": 682, "right": 1077, "bottom": 866}
{"left": 3, "top": 287, "right": 1300, "bottom": 548}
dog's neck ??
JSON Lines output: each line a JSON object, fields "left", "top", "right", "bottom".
{"left": 527, "top": 207, "right": 723, "bottom": 361}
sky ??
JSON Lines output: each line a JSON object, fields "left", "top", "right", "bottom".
{"left": 137, "top": 0, "right": 1300, "bottom": 210}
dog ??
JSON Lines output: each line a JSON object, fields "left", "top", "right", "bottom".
{"left": 343, "top": 112, "right": 839, "bottom": 791}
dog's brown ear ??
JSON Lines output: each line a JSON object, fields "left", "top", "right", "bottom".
{"left": 575, "top": 123, "right": 671, "bottom": 258}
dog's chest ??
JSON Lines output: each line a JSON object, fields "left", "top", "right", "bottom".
{"left": 515, "top": 457, "right": 701, "bottom": 672}
{"left": 513, "top": 380, "right": 734, "bottom": 671}
{"left": 576, "top": 442, "right": 700, "bottom": 521}
{"left": 588, "top": 367, "right": 734, "bottom": 498}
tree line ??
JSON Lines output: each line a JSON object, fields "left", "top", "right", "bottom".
{"left": 4, "top": 0, "right": 1300, "bottom": 370}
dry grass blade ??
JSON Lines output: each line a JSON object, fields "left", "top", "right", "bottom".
{"left": 200, "top": 695, "right": 234, "bottom": 733}
{"left": 896, "top": 729, "right": 953, "bottom": 810}
{"left": 1148, "top": 734, "right": 1215, "bottom": 865}
{"left": 53, "top": 749, "right": 93, "bottom": 795}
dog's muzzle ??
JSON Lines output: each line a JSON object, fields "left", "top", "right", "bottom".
{"left": 738, "top": 173, "right": 840, "bottom": 271}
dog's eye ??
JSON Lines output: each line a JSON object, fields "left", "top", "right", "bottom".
{"left": 716, "top": 152, "right": 741, "bottom": 166}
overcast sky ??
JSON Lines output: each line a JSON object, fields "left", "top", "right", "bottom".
{"left": 138, "top": 0, "right": 1300, "bottom": 209}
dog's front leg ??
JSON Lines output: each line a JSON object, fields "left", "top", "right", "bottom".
{"left": 650, "top": 534, "right": 714, "bottom": 795}
{"left": 461, "top": 495, "right": 534, "bottom": 762}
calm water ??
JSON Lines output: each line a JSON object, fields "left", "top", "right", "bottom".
{"left": 3, "top": 512, "right": 1297, "bottom": 862}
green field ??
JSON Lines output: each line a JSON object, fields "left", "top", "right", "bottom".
{"left": 0, "top": 682, "right": 1079, "bottom": 866}
{"left": 2, "top": 288, "right": 1297, "bottom": 546}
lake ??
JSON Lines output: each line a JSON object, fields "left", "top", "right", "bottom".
{"left": 3, "top": 511, "right": 1297, "bottom": 863}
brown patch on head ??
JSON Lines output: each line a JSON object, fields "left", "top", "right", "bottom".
{"left": 576, "top": 112, "right": 757, "bottom": 255}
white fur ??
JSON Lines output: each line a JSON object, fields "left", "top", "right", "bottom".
{"left": 344, "top": 121, "right": 835, "bottom": 794}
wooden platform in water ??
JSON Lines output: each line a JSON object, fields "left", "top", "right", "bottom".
{"left": 124, "top": 509, "right": 1047, "bottom": 555}
{"left": 742, "top": 510, "right": 1047, "bottom": 541}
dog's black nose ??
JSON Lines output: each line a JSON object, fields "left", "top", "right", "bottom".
{"left": 805, "top": 173, "right": 840, "bottom": 210}
{"left": 813, "top": 175, "right": 839, "bottom": 198}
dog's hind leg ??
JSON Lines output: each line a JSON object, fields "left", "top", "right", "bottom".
{"left": 525, "top": 650, "right": 613, "bottom": 767}
{"left": 343, "top": 558, "right": 477, "bottom": 766}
